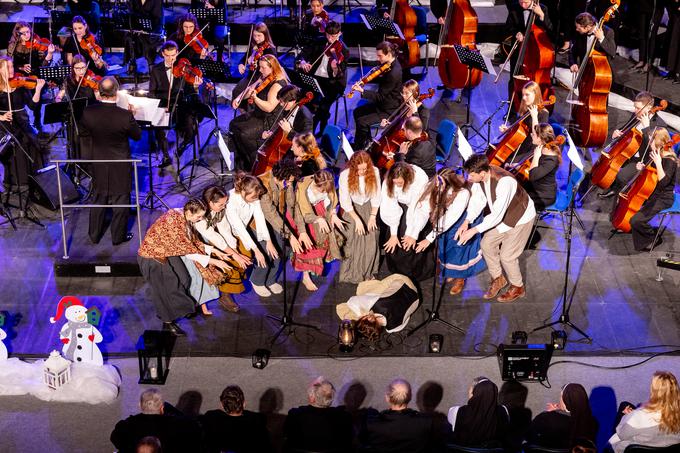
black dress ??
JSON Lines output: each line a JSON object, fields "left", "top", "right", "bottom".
{"left": 62, "top": 34, "right": 107, "bottom": 76}
{"left": 385, "top": 202, "right": 435, "bottom": 282}
{"left": 511, "top": 108, "right": 549, "bottom": 163}
{"left": 0, "top": 87, "right": 42, "bottom": 187}
{"left": 525, "top": 154, "right": 559, "bottom": 211}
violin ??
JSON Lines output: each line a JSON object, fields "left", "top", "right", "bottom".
{"left": 310, "top": 10, "right": 329, "bottom": 33}
{"left": 567, "top": 0, "right": 620, "bottom": 148}
{"left": 590, "top": 100, "right": 668, "bottom": 190}
{"left": 610, "top": 134, "right": 680, "bottom": 233}
{"left": 248, "top": 42, "right": 272, "bottom": 72}
{"left": 173, "top": 58, "right": 214, "bottom": 90}
{"left": 184, "top": 30, "right": 210, "bottom": 57}
{"left": 80, "top": 69, "right": 102, "bottom": 91}
{"left": 387, "top": 0, "right": 419, "bottom": 69}
{"left": 512, "top": 134, "right": 565, "bottom": 182}
{"left": 25, "top": 35, "right": 57, "bottom": 53}
{"left": 9, "top": 75, "right": 38, "bottom": 90}
{"left": 346, "top": 62, "right": 391, "bottom": 98}
{"left": 79, "top": 34, "right": 107, "bottom": 69}
{"left": 252, "top": 91, "right": 315, "bottom": 176}
{"left": 486, "top": 95, "right": 556, "bottom": 167}
{"left": 326, "top": 40, "right": 346, "bottom": 65}
{"left": 437, "top": 0, "right": 483, "bottom": 90}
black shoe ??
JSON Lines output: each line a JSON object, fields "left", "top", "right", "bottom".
{"left": 113, "top": 232, "right": 134, "bottom": 246}
{"left": 90, "top": 235, "right": 101, "bottom": 245}
{"left": 163, "top": 321, "right": 186, "bottom": 336}
{"left": 598, "top": 190, "right": 616, "bottom": 199}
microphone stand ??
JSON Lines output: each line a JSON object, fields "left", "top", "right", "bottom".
{"left": 266, "top": 178, "right": 320, "bottom": 346}
{"left": 480, "top": 100, "right": 510, "bottom": 149}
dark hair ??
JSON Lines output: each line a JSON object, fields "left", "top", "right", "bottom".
{"left": 202, "top": 185, "right": 227, "bottom": 206}
{"left": 70, "top": 54, "right": 87, "bottom": 80}
{"left": 575, "top": 12, "right": 596, "bottom": 27}
{"left": 325, "top": 20, "right": 341, "bottom": 35}
{"left": 136, "top": 436, "right": 162, "bottom": 453}
{"left": 160, "top": 40, "right": 178, "bottom": 53}
{"left": 533, "top": 123, "right": 563, "bottom": 164}
{"left": 562, "top": 383, "right": 598, "bottom": 445}
{"left": 385, "top": 162, "right": 415, "bottom": 198}
{"left": 71, "top": 15, "right": 90, "bottom": 33}
{"left": 376, "top": 41, "right": 397, "bottom": 57}
{"left": 272, "top": 158, "right": 302, "bottom": 181}
{"left": 220, "top": 385, "right": 245, "bottom": 414}
{"left": 176, "top": 13, "right": 199, "bottom": 38}
{"left": 277, "top": 84, "right": 301, "bottom": 103}
{"left": 98, "top": 76, "right": 119, "bottom": 98}
{"left": 234, "top": 172, "right": 266, "bottom": 199}
{"left": 463, "top": 153, "right": 490, "bottom": 174}
{"left": 418, "top": 168, "right": 467, "bottom": 225}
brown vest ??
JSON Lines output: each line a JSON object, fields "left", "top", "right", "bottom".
{"left": 487, "top": 166, "right": 529, "bottom": 228}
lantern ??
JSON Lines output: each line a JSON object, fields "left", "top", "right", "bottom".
{"left": 338, "top": 319, "right": 355, "bottom": 353}
{"left": 43, "top": 350, "right": 72, "bottom": 390}
{"left": 137, "top": 330, "right": 175, "bottom": 385}
{"left": 252, "top": 349, "right": 270, "bottom": 369}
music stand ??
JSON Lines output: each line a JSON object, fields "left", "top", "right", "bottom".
{"left": 188, "top": 8, "right": 227, "bottom": 25}
{"left": 360, "top": 14, "right": 405, "bottom": 40}
{"left": 38, "top": 66, "right": 72, "bottom": 84}
{"left": 453, "top": 44, "right": 496, "bottom": 142}
{"left": 291, "top": 72, "right": 324, "bottom": 99}
{"left": 197, "top": 60, "right": 231, "bottom": 84}
{"left": 44, "top": 97, "right": 87, "bottom": 146}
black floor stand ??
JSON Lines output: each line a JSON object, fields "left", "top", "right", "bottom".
{"left": 0, "top": 203, "right": 17, "bottom": 230}
{"left": 143, "top": 140, "right": 170, "bottom": 210}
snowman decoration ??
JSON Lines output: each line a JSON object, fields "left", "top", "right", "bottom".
{"left": 0, "top": 312, "right": 7, "bottom": 362}
{"left": 50, "top": 296, "right": 103, "bottom": 366}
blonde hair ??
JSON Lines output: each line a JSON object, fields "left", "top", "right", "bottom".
{"left": 402, "top": 79, "right": 419, "bottom": 100}
{"left": 293, "top": 132, "right": 327, "bottom": 169}
{"left": 652, "top": 128, "right": 674, "bottom": 155}
{"left": 0, "top": 57, "right": 12, "bottom": 92}
{"left": 259, "top": 54, "right": 287, "bottom": 81}
{"left": 519, "top": 80, "right": 544, "bottom": 115}
{"left": 645, "top": 371, "right": 680, "bottom": 433}
{"left": 312, "top": 168, "right": 335, "bottom": 194}
{"left": 346, "top": 151, "right": 378, "bottom": 197}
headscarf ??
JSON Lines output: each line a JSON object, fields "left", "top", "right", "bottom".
{"left": 454, "top": 379, "right": 507, "bottom": 446}
{"left": 562, "top": 383, "right": 598, "bottom": 444}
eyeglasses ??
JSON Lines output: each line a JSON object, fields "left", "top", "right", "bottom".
{"left": 19, "top": 31, "right": 31, "bottom": 36}
{"left": 74, "top": 66, "right": 87, "bottom": 70}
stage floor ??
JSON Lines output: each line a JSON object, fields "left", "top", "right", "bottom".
{"left": 0, "top": 59, "right": 679, "bottom": 360}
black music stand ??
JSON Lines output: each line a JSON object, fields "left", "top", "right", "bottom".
{"left": 197, "top": 60, "right": 231, "bottom": 84}
{"left": 44, "top": 97, "right": 87, "bottom": 148}
{"left": 453, "top": 44, "right": 495, "bottom": 142}
{"left": 360, "top": 14, "right": 405, "bottom": 40}
{"left": 195, "top": 62, "right": 227, "bottom": 173}
{"left": 291, "top": 71, "right": 324, "bottom": 98}
{"left": 50, "top": 11, "right": 75, "bottom": 38}
{"left": 188, "top": 8, "right": 227, "bottom": 25}
{"left": 180, "top": 102, "right": 220, "bottom": 188}
{"left": 38, "top": 65, "right": 72, "bottom": 84}
{"left": 137, "top": 119, "right": 173, "bottom": 211}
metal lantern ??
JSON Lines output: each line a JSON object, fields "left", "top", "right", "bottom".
{"left": 137, "top": 330, "right": 175, "bottom": 385}
{"left": 338, "top": 319, "right": 356, "bottom": 353}
{"left": 43, "top": 350, "right": 72, "bottom": 390}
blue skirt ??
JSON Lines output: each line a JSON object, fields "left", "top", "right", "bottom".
{"left": 438, "top": 212, "right": 486, "bottom": 279}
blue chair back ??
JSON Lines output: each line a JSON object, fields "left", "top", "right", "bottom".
{"left": 320, "top": 124, "right": 342, "bottom": 162}
{"left": 435, "top": 119, "right": 457, "bottom": 163}
{"left": 550, "top": 167, "right": 584, "bottom": 212}
{"left": 413, "top": 7, "right": 428, "bottom": 42}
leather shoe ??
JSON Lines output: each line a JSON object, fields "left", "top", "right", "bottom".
{"left": 163, "top": 321, "right": 186, "bottom": 336}
{"left": 449, "top": 278, "right": 466, "bottom": 295}
{"left": 641, "top": 236, "right": 663, "bottom": 252}
{"left": 483, "top": 276, "right": 508, "bottom": 300}
{"left": 497, "top": 284, "right": 526, "bottom": 302}
{"left": 113, "top": 232, "right": 134, "bottom": 246}
{"left": 218, "top": 294, "right": 240, "bottom": 313}
{"left": 598, "top": 189, "right": 616, "bottom": 199}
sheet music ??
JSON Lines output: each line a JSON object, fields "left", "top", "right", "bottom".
{"left": 217, "top": 132, "right": 233, "bottom": 171}
{"left": 117, "top": 93, "right": 162, "bottom": 123}
{"left": 341, "top": 132, "right": 354, "bottom": 160}
{"left": 457, "top": 128, "right": 473, "bottom": 160}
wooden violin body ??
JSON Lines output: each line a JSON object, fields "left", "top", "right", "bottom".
{"left": 569, "top": 51, "right": 612, "bottom": 148}
{"left": 610, "top": 166, "right": 657, "bottom": 232}
{"left": 437, "top": 0, "right": 482, "bottom": 90}
{"left": 389, "top": 0, "right": 420, "bottom": 69}
{"left": 512, "top": 16, "right": 554, "bottom": 112}
{"left": 590, "top": 128, "right": 643, "bottom": 190}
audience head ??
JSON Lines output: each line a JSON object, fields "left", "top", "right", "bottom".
{"left": 220, "top": 385, "right": 245, "bottom": 415}
{"left": 561, "top": 383, "right": 597, "bottom": 443}
{"left": 571, "top": 438, "right": 596, "bottom": 453}
{"left": 98, "top": 76, "right": 119, "bottom": 100}
{"left": 468, "top": 376, "right": 491, "bottom": 399}
{"left": 499, "top": 379, "right": 529, "bottom": 409}
{"left": 308, "top": 376, "right": 336, "bottom": 408}
{"left": 646, "top": 371, "right": 680, "bottom": 434}
{"left": 136, "top": 436, "right": 162, "bottom": 453}
{"left": 140, "top": 389, "right": 164, "bottom": 415}
{"left": 386, "top": 378, "right": 412, "bottom": 410}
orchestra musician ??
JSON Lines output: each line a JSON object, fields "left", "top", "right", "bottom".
{"left": 568, "top": 12, "right": 616, "bottom": 74}
{"left": 499, "top": 80, "right": 549, "bottom": 164}
{"left": 232, "top": 22, "right": 276, "bottom": 111}
{"left": 296, "top": 20, "right": 348, "bottom": 135}
{"left": 169, "top": 13, "right": 209, "bottom": 62}
{"left": 264, "top": 85, "right": 313, "bottom": 143}
{"left": 598, "top": 91, "right": 665, "bottom": 199}
{"left": 55, "top": 55, "right": 100, "bottom": 103}
{"left": 301, "top": 0, "right": 329, "bottom": 41}
{"left": 629, "top": 128, "right": 678, "bottom": 251}
{"left": 287, "top": 132, "right": 327, "bottom": 177}
{"left": 228, "top": 54, "right": 288, "bottom": 171}
{"left": 393, "top": 116, "right": 436, "bottom": 178}
{"left": 430, "top": 0, "right": 448, "bottom": 25}
{"left": 380, "top": 79, "right": 431, "bottom": 132}
{"left": 62, "top": 16, "right": 107, "bottom": 77}
{"left": 522, "top": 123, "right": 561, "bottom": 211}
{"left": 126, "top": 0, "right": 164, "bottom": 73}
{"left": 352, "top": 41, "right": 403, "bottom": 151}
{"left": 190, "top": 0, "right": 228, "bottom": 63}
{"left": 149, "top": 41, "right": 203, "bottom": 168}
{"left": 66, "top": 0, "right": 101, "bottom": 33}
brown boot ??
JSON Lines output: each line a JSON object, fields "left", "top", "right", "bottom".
{"left": 483, "top": 276, "right": 508, "bottom": 299}
{"left": 497, "top": 285, "right": 526, "bottom": 303}
{"left": 449, "top": 278, "right": 466, "bottom": 295}
{"left": 218, "top": 294, "right": 240, "bottom": 313}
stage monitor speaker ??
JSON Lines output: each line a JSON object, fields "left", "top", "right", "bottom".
{"left": 29, "top": 165, "right": 79, "bottom": 210}
{"left": 497, "top": 343, "right": 554, "bottom": 382}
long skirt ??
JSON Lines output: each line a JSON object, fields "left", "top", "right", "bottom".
{"left": 289, "top": 202, "right": 332, "bottom": 276}
{"left": 138, "top": 255, "right": 195, "bottom": 322}
{"left": 385, "top": 203, "right": 436, "bottom": 282}
{"left": 439, "top": 213, "right": 486, "bottom": 279}
{"left": 180, "top": 256, "right": 220, "bottom": 305}
{"left": 339, "top": 201, "right": 380, "bottom": 284}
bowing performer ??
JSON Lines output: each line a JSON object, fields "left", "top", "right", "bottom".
{"left": 55, "top": 55, "right": 100, "bottom": 103}
{"left": 62, "top": 16, "right": 107, "bottom": 76}
{"left": 458, "top": 154, "right": 536, "bottom": 303}
{"left": 352, "top": 41, "right": 403, "bottom": 151}
{"left": 568, "top": 12, "right": 617, "bottom": 74}
{"left": 288, "top": 132, "right": 327, "bottom": 177}
{"left": 169, "top": 13, "right": 209, "bottom": 62}
{"left": 629, "top": 128, "right": 678, "bottom": 251}
{"left": 522, "top": 123, "right": 561, "bottom": 211}
{"left": 296, "top": 20, "right": 348, "bottom": 135}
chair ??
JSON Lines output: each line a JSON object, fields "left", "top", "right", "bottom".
{"left": 624, "top": 444, "right": 680, "bottom": 452}
{"left": 527, "top": 167, "right": 586, "bottom": 247}
{"left": 649, "top": 192, "right": 680, "bottom": 253}
{"left": 446, "top": 444, "right": 505, "bottom": 453}
{"left": 434, "top": 119, "right": 458, "bottom": 164}
{"left": 412, "top": 6, "right": 431, "bottom": 75}
{"left": 522, "top": 444, "right": 571, "bottom": 453}
{"left": 320, "top": 124, "right": 343, "bottom": 167}
{"left": 333, "top": 96, "right": 350, "bottom": 128}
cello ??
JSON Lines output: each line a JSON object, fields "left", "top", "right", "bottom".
{"left": 252, "top": 92, "right": 314, "bottom": 176}
{"left": 387, "top": 0, "right": 420, "bottom": 69}
{"left": 367, "top": 88, "right": 435, "bottom": 169}
{"left": 511, "top": 1, "right": 554, "bottom": 112}
{"left": 567, "top": 0, "right": 620, "bottom": 148}
{"left": 590, "top": 100, "right": 668, "bottom": 190}
{"left": 610, "top": 134, "right": 680, "bottom": 232}
{"left": 486, "top": 95, "right": 556, "bottom": 167}
{"left": 511, "top": 134, "right": 565, "bottom": 183}
{"left": 437, "top": 0, "right": 482, "bottom": 90}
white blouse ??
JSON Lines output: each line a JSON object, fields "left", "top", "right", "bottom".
{"left": 338, "top": 167, "right": 381, "bottom": 212}
{"left": 225, "top": 189, "right": 271, "bottom": 251}
{"left": 379, "top": 165, "right": 428, "bottom": 237}
{"left": 411, "top": 189, "right": 470, "bottom": 243}
{"left": 306, "top": 184, "right": 331, "bottom": 209}
{"left": 194, "top": 210, "right": 238, "bottom": 252}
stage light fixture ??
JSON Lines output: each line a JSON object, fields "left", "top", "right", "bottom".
{"left": 252, "top": 348, "right": 271, "bottom": 369}
{"left": 338, "top": 320, "right": 356, "bottom": 353}
{"left": 512, "top": 331, "right": 528, "bottom": 345}
{"left": 428, "top": 334, "right": 444, "bottom": 353}
{"left": 551, "top": 330, "right": 567, "bottom": 350}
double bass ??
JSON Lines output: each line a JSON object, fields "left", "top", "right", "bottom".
{"left": 437, "top": 0, "right": 482, "bottom": 90}
{"left": 387, "top": 0, "right": 420, "bottom": 69}
{"left": 252, "top": 92, "right": 314, "bottom": 176}
{"left": 567, "top": 0, "right": 620, "bottom": 148}
{"left": 486, "top": 95, "right": 556, "bottom": 167}
{"left": 367, "top": 88, "right": 435, "bottom": 169}
{"left": 511, "top": 1, "right": 554, "bottom": 112}
{"left": 590, "top": 100, "right": 668, "bottom": 190}
{"left": 610, "top": 134, "right": 680, "bottom": 232}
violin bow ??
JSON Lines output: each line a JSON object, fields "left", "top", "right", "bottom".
{"left": 176, "top": 23, "right": 211, "bottom": 57}
{"left": 244, "top": 25, "right": 255, "bottom": 69}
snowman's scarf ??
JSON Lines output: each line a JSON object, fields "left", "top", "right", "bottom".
{"left": 62, "top": 321, "right": 92, "bottom": 361}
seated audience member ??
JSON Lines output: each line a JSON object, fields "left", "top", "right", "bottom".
{"left": 528, "top": 382, "right": 598, "bottom": 449}
{"left": 609, "top": 371, "right": 680, "bottom": 452}
{"left": 448, "top": 377, "right": 510, "bottom": 448}
{"left": 200, "top": 385, "right": 273, "bottom": 453}
{"left": 499, "top": 379, "right": 532, "bottom": 452}
{"left": 359, "top": 378, "right": 437, "bottom": 453}
{"left": 136, "top": 436, "right": 162, "bottom": 453}
{"left": 110, "top": 389, "right": 201, "bottom": 453}
{"left": 283, "top": 376, "right": 353, "bottom": 452}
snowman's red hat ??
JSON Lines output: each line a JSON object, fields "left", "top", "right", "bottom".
{"left": 50, "top": 296, "right": 84, "bottom": 324}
